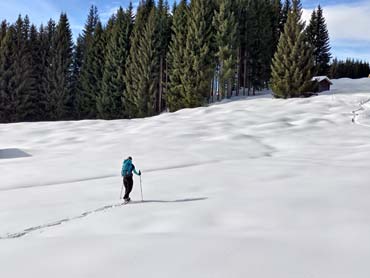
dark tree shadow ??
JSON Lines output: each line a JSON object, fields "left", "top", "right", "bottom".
{"left": 0, "top": 148, "right": 32, "bottom": 159}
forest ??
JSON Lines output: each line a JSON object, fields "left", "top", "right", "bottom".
{"left": 0, "top": 0, "right": 339, "bottom": 123}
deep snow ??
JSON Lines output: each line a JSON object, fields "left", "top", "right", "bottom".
{"left": 1, "top": 78, "right": 370, "bottom": 277}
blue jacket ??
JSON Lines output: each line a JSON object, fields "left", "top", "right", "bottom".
{"left": 121, "top": 159, "right": 140, "bottom": 177}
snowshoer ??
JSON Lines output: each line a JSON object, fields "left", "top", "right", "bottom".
{"left": 121, "top": 156, "right": 141, "bottom": 202}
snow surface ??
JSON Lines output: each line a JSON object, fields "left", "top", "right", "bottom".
{"left": 1, "top": 78, "right": 370, "bottom": 277}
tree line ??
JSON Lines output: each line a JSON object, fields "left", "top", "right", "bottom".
{"left": 0, "top": 0, "right": 333, "bottom": 123}
{"left": 329, "top": 58, "right": 370, "bottom": 79}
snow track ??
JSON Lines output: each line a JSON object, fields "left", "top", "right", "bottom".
{"left": 0, "top": 198, "right": 208, "bottom": 239}
{"left": 352, "top": 98, "right": 370, "bottom": 127}
{"left": 0, "top": 201, "right": 128, "bottom": 239}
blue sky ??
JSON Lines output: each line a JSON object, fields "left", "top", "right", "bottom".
{"left": 0, "top": 0, "right": 369, "bottom": 62}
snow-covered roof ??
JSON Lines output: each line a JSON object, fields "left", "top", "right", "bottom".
{"left": 311, "top": 76, "right": 333, "bottom": 84}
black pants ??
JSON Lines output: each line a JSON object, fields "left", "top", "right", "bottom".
{"left": 123, "top": 175, "right": 133, "bottom": 200}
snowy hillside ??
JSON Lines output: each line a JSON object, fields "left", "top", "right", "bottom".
{"left": 1, "top": 78, "right": 370, "bottom": 278}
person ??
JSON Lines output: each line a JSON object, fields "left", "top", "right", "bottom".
{"left": 121, "top": 156, "right": 141, "bottom": 202}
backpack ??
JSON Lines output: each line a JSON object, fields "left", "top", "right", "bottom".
{"left": 122, "top": 159, "right": 133, "bottom": 177}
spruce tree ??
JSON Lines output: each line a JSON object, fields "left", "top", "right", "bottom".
{"left": 281, "top": 0, "right": 291, "bottom": 27}
{"left": 125, "top": 6, "right": 159, "bottom": 118}
{"left": 182, "top": 0, "right": 215, "bottom": 108}
{"left": 98, "top": 6, "right": 133, "bottom": 119}
{"left": 40, "top": 19, "right": 56, "bottom": 120}
{"left": 86, "top": 22, "right": 106, "bottom": 118}
{"left": 12, "top": 15, "right": 37, "bottom": 122}
{"left": 270, "top": 0, "right": 283, "bottom": 56}
{"left": 78, "top": 5, "right": 100, "bottom": 118}
{"left": 167, "top": 0, "right": 189, "bottom": 112}
{"left": 28, "top": 23, "right": 43, "bottom": 121}
{"left": 271, "top": 0, "right": 314, "bottom": 98}
{"left": 70, "top": 36, "right": 84, "bottom": 119}
{"left": 157, "top": 0, "right": 172, "bottom": 113}
{"left": 0, "top": 20, "right": 8, "bottom": 122}
{"left": 246, "top": 0, "right": 274, "bottom": 93}
{"left": 213, "top": 0, "right": 238, "bottom": 99}
{"left": 0, "top": 26, "right": 16, "bottom": 123}
{"left": 34, "top": 24, "right": 48, "bottom": 120}
{"left": 47, "top": 13, "right": 74, "bottom": 120}
{"left": 306, "top": 5, "right": 331, "bottom": 76}
{"left": 0, "top": 20, "right": 7, "bottom": 47}
{"left": 234, "top": 0, "right": 247, "bottom": 96}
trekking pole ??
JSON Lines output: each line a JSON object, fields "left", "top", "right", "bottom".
{"left": 140, "top": 175, "right": 144, "bottom": 202}
{"left": 120, "top": 181, "right": 124, "bottom": 200}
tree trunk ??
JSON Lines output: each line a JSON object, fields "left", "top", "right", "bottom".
{"left": 243, "top": 50, "right": 247, "bottom": 96}
{"left": 236, "top": 47, "right": 241, "bottom": 96}
{"left": 159, "top": 55, "right": 163, "bottom": 113}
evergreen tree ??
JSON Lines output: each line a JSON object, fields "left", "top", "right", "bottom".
{"left": 281, "top": 0, "right": 291, "bottom": 27}
{"left": 234, "top": 0, "right": 247, "bottom": 96}
{"left": 0, "top": 20, "right": 8, "bottom": 122}
{"left": 270, "top": 0, "right": 283, "bottom": 55}
{"left": 125, "top": 5, "right": 159, "bottom": 118}
{"left": 157, "top": 0, "right": 172, "bottom": 113}
{"left": 40, "top": 19, "right": 56, "bottom": 120}
{"left": 306, "top": 5, "right": 331, "bottom": 75}
{"left": 47, "top": 13, "right": 74, "bottom": 120}
{"left": 12, "top": 15, "right": 37, "bottom": 122}
{"left": 98, "top": 6, "right": 134, "bottom": 119}
{"left": 70, "top": 36, "right": 84, "bottom": 119}
{"left": 246, "top": 0, "right": 274, "bottom": 93}
{"left": 181, "top": 0, "right": 215, "bottom": 107}
{"left": 79, "top": 21, "right": 106, "bottom": 118}
{"left": 28, "top": 23, "right": 44, "bottom": 120}
{"left": 78, "top": 5, "right": 100, "bottom": 118}
{"left": 167, "top": 0, "right": 189, "bottom": 112}
{"left": 271, "top": 0, "right": 314, "bottom": 98}
{"left": 0, "top": 26, "right": 16, "bottom": 123}
{"left": 329, "top": 58, "right": 370, "bottom": 79}
{"left": 0, "top": 20, "right": 7, "bottom": 47}
{"left": 213, "top": 0, "right": 238, "bottom": 99}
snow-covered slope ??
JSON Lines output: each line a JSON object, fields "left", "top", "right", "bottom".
{"left": 1, "top": 78, "right": 370, "bottom": 277}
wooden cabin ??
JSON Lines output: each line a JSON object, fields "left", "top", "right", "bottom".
{"left": 311, "top": 76, "right": 333, "bottom": 93}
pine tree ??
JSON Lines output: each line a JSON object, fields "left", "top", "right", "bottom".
{"left": 306, "top": 5, "right": 331, "bottom": 76}
{"left": 181, "top": 0, "right": 215, "bottom": 108}
{"left": 125, "top": 5, "right": 159, "bottom": 118}
{"left": 47, "top": 13, "right": 74, "bottom": 120}
{"left": 167, "top": 0, "right": 189, "bottom": 112}
{"left": 271, "top": 0, "right": 314, "bottom": 98}
{"left": 98, "top": 6, "right": 133, "bottom": 119}
{"left": 213, "top": 0, "right": 238, "bottom": 99}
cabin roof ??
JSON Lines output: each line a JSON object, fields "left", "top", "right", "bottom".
{"left": 311, "top": 76, "right": 333, "bottom": 85}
